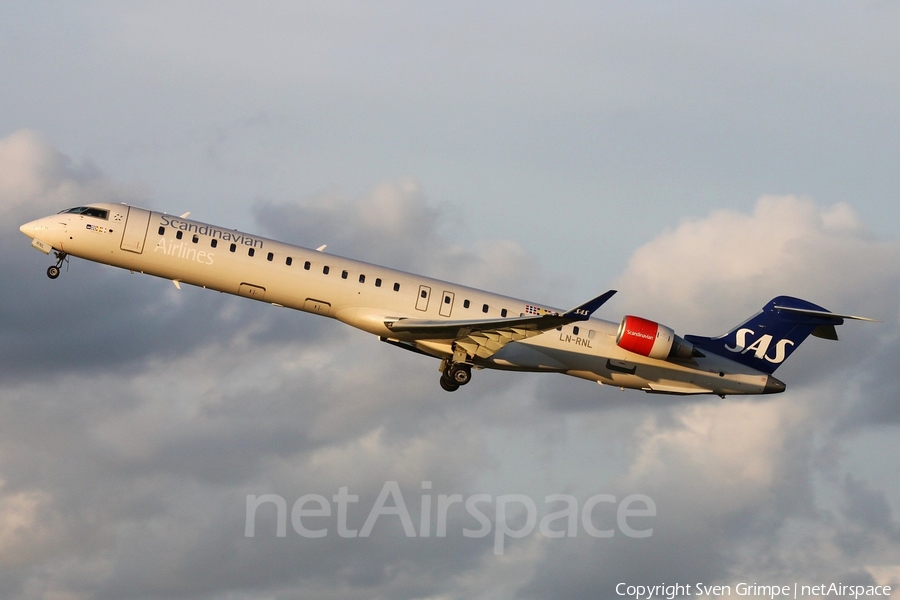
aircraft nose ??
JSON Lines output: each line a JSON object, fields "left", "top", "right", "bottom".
{"left": 19, "top": 219, "right": 40, "bottom": 239}
{"left": 763, "top": 375, "right": 786, "bottom": 394}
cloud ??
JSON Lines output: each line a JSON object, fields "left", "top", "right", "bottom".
{"left": 253, "top": 179, "right": 539, "bottom": 299}
{"left": 0, "top": 133, "right": 546, "bottom": 599}
{"left": 0, "top": 130, "right": 332, "bottom": 382}
{"left": 0, "top": 129, "right": 104, "bottom": 217}
{"left": 520, "top": 197, "right": 900, "bottom": 597}
{"left": 4, "top": 132, "right": 900, "bottom": 599}
{"left": 614, "top": 195, "right": 899, "bottom": 334}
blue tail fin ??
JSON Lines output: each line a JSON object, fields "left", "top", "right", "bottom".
{"left": 684, "top": 296, "right": 847, "bottom": 374}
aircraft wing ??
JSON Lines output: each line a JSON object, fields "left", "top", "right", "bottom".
{"left": 384, "top": 290, "right": 616, "bottom": 360}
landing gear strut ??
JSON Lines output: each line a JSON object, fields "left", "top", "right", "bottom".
{"left": 47, "top": 251, "right": 68, "bottom": 280}
{"left": 439, "top": 361, "right": 472, "bottom": 392}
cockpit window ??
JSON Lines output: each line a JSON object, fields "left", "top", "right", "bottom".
{"left": 59, "top": 206, "right": 110, "bottom": 220}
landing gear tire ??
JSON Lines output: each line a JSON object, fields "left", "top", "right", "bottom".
{"left": 47, "top": 251, "right": 67, "bottom": 279}
{"left": 448, "top": 364, "right": 472, "bottom": 385}
{"left": 440, "top": 375, "right": 460, "bottom": 392}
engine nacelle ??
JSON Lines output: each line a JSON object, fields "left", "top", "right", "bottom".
{"left": 615, "top": 315, "right": 697, "bottom": 360}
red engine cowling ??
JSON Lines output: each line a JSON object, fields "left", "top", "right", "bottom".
{"left": 615, "top": 315, "right": 696, "bottom": 360}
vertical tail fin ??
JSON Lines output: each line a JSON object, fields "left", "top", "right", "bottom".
{"left": 683, "top": 296, "right": 860, "bottom": 374}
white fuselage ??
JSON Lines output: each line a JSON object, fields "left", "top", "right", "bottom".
{"left": 20, "top": 203, "right": 774, "bottom": 395}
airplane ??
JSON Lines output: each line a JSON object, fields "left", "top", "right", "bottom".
{"left": 19, "top": 203, "right": 874, "bottom": 396}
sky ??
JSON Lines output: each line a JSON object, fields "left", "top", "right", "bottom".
{"left": 1, "top": 2, "right": 900, "bottom": 599}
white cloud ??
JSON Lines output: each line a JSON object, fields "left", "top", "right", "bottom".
{"left": 614, "top": 195, "right": 899, "bottom": 334}
{"left": 626, "top": 399, "right": 799, "bottom": 496}
{"left": 0, "top": 129, "right": 140, "bottom": 222}
{"left": 521, "top": 195, "right": 900, "bottom": 597}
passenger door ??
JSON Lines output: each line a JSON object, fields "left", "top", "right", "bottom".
{"left": 439, "top": 291, "right": 454, "bottom": 317}
{"left": 416, "top": 285, "right": 431, "bottom": 312}
{"left": 120, "top": 207, "right": 152, "bottom": 253}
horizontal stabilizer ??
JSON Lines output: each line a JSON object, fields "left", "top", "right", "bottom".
{"left": 774, "top": 305, "right": 878, "bottom": 322}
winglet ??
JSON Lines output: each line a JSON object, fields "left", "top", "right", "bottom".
{"left": 563, "top": 290, "right": 617, "bottom": 320}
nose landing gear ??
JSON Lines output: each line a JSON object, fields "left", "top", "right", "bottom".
{"left": 47, "top": 251, "right": 68, "bottom": 279}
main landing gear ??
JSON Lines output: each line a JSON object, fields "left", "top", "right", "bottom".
{"left": 439, "top": 361, "right": 472, "bottom": 392}
{"left": 46, "top": 251, "right": 68, "bottom": 279}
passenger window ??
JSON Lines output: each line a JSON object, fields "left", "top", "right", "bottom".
{"left": 463, "top": 299, "right": 470, "bottom": 309}
{"left": 267, "top": 252, "right": 274, "bottom": 261}
{"left": 248, "top": 248, "right": 255, "bottom": 257}
{"left": 323, "top": 266, "right": 330, "bottom": 275}
{"left": 501, "top": 309, "right": 508, "bottom": 317}
{"left": 375, "top": 278, "right": 382, "bottom": 287}
{"left": 573, "top": 326, "right": 580, "bottom": 336}
{"left": 210, "top": 239, "right": 217, "bottom": 248}
{"left": 286, "top": 257, "right": 293, "bottom": 266}
{"left": 393, "top": 283, "right": 400, "bottom": 292}
{"left": 158, "top": 226, "right": 165, "bottom": 236}
{"left": 341, "top": 270, "right": 348, "bottom": 279}
{"left": 176, "top": 231, "right": 183, "bottom": 240}
{"left": 444, "top": 296, "right": 451, "bottom": 304}
{"left": 482, "top": 304, "right": 489, "bottom": 313}
{"left": 230, "top": 243, "right": 236, "bottom": 252}
{"left": 359, "top": 274, "right": 365, "bottom": 283}
{"left": 192, "top": 234, "right": 199, "bottom": 243}
{"left": 304, "top": 261, "right": 311, "bottom": 270}
{"left": 588, "top": 330, "right": 596, "bottom": 339}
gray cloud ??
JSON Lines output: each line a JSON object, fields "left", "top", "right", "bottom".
{"left": 0, "top": 131, "right": 332, "bottom": 383}
{"left": 253, "top": 179, "right": 540, "bottom": 300}
{"left": 0, "top": 133, "right": 547, "bottom": 599}
{"left": 3, "top": 135, "right": 900, "bottom": 599}
{"left": 3, "top": 3, "right": 900, "bottom": 597}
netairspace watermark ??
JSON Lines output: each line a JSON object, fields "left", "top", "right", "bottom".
{"left": 245, "top": 481, "right": 656, "bottom": 555}
{"left": 616, "top": 582, "right": 893, "bottom": 600}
